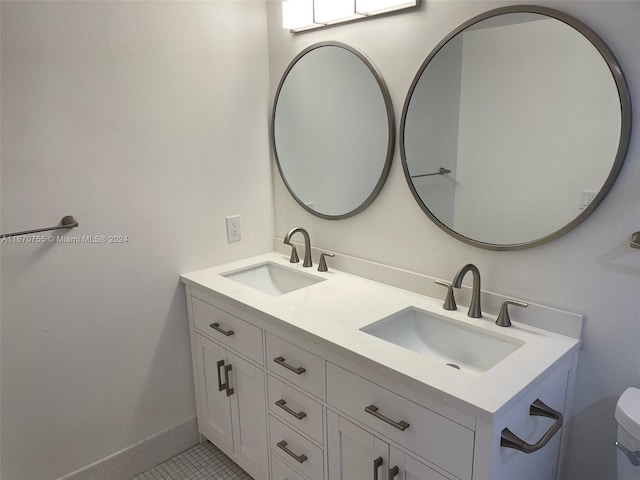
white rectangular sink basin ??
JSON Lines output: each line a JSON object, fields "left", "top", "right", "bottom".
{"left": 360, "top": 307, "right": 524, "bottom": 374}
{"left": 221, "top": 262, "right": 325, "bottom": 296}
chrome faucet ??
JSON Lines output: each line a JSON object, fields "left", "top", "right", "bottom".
{"left": 452, "top": 263, "right": 482, "bottom": 318}
{"left": 283, "top": 227, "right": 312, "bottom": 267}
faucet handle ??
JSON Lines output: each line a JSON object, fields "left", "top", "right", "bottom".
{"left": 496, "top": 300, "right": 528, "bottom": 327}
{"left": 288, "top": 244, "right": 300, "bottom": 264}
{"left": 318, "top": 253, "right": 335, "bottom": 272}
{"left": 435, "top": 280, "right": 457, "bottom": 311}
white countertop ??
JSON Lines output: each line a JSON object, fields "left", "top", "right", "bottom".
{"left": 181, "top": 252, "right": 580, "bottom": 418}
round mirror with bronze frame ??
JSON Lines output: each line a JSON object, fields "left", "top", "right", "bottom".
{"left": 272, "top": 41, "right": 395, "bottom": 220}
{"left": 401, "top": 5, "right": 631, "bottom": 250}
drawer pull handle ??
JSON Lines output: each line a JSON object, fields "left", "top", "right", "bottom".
{"left": 388, "top": 466, "right": 399, "bottom": 480}
{"left": 500, "top": 399, "right": 563, "bottom": 453}
{"left": 209, "top": 322, "right": 235, "bottom": 337}
{"left": 273, "top": 356, "right": 306, "bottom": 375}
{"left": 223, "top": 364, "right": 234, "bottom": 397}
{"left": 216, "top": 360, "right": 226, "bottom": 392}
{"left": 275, "top": 399, "right": 307, "bottom": 420}
{"left": 365, "top": 405, "right": 410, "bottom": 431}
{"left": 276, "top": 440, "right": 307, "bottom": 464}
{"left": 373, "top": 456, "right": 383, "bottom": 480}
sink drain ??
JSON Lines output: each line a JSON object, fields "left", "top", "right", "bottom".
{"left": 446, "top": 363, "right": 460, "bottom": 370}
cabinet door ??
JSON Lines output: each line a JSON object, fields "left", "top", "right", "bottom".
{"left": 229, "top": 352, "right": 269, "bottom": 479}
{"left": 328, "top": 411, "right": 388, "bottom": 480}
{"left": 194, "top": 334, "right": 233, "bottom": 450}
{"left": 389, "top": 446, "right": 452, "bottom": 480}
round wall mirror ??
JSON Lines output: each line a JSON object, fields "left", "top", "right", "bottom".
{"left": 272, "top": 42, "right": 395, "bottom": 219}
{"left": 401, "top": 6, "right": 631, "bottom": 250}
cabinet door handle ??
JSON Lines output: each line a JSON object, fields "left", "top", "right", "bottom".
{"left": 209, "top": 322, "right": 235, "bottom": 337}
{"left": 275, "top": 399, "right": 307, "bottom": 420}
{"left": 365, "top": 405, "right": 410, "bottom": 431}
{"left": 500, "top": 399, "right": 563, "bottom": 453}
{"left": 276, "top": 440, "right": 307, "bottom": 464}
{"left": 216, "top": 360, "right": 226, "bottom": 392}
{"left": 373, "top": 456, "right": 383, "bottom": 480}
{"left": 223, "top": 364, "right": 234, "bottom": 397}
{"left": 388, "top": 466, "right": 399, "bottom": 479}
{"left": 273, "top": 356, "right": 306, "bottom": 375}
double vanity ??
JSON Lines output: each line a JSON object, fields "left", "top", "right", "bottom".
{"left": 180, "top": 248, "right": 581, "bottom": 480}
{"left": 177, "top": 6, "right": 630, "bottom": 476}
{"left": 178, "top": 3, "right": 632, "bottom": 478}
{"left": 181, "top": 4, "right": 631, "bottom": 477}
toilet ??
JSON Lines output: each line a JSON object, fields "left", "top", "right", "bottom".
{"left": 615, "top": 387, "right": 640, "bottom": 479}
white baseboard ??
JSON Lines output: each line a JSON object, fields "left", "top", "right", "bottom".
{"left": 58, "top": 417, "right": 199, "bottom": 480}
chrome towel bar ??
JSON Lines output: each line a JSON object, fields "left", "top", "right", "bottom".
{"left": 0, "top": 215, "right": 78, "bottom": 239}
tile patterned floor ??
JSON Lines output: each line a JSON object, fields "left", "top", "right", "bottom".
{"left": 133, "top": 441, "right": 254, "bottom": 480}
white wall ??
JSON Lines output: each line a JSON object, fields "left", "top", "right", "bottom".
{"left": 267, "top": 1, "right": 640, "bottom": 479}
{"left": 0, "top": 1, "right": 273, "bottom": 479}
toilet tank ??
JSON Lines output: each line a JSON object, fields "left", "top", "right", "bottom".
{"left": 615, "top": 387, "right": 640, "bottom": 479}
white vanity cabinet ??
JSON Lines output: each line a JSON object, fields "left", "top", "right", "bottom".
{"left": 327, "top": 411, "right": 450, "bottom": 480}
{"left": 193, "top": 333, "right": 269, "bottom": 478}
{"left": 265, "top": 333, "right": 326, "bottom": 480}
{"left": 188, "top": 292, "right": 269, "bottom": 480}
{"left": 182, "top": 254, "right": 581, "bottom": 480}
{"left": 390, "top": 447, "right": 452, "bottom": 480}
{"left": 327, "top": 362, "right": 474, "bottom": 479}
{"left": 193, "top": 334, "right": 234, "bottom": 450}
{"left": 327, "top": 412, "right": 389, "bottom": 480}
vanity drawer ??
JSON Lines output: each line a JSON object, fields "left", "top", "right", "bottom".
{"left": 191, "top": 297, "right": 263, "bottom": 365}
{"left": 269, "top": 415, "right": 324, "bottom": 480}
{"left": 266, "top": 333, "right": 325, "bottom": 399}
{"left": 326, "top": 363, "right": 474, "bottom": 480}
{"left": 271, "top": 454, "right": 309, "bottom": 480}
{"left": 268, "top": 374, "right": 324, "bottom": 444}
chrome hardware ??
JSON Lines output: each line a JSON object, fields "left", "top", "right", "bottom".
{"left": 0, "top": 215, "right": 78, "bottom": 238}
{"left": 274, "top": 356, "right": 306, "bottom": 375}
{"left": 318, "top": 252, "right": 335, "bottom": 272}
{"left": 495, "top": 300, "right": 529, "bottom": 327}
{"left": 435, "top": 280, "right": 457, "bottom": 310}
{"left": 631, "top": 232, "right": 640, "bottom": 249}
{"left": 388, "top": 466, "right": 399, "bottom": 479}
{"left": 223, "top": 364, "right": 234, "bottom": 397}
{"left": 365, "top": 404, "right": 409, "bottom": 431}
{"left": 500, "top": 399, "right": 563, "bottom": 453}
{"left": 275, "top": 399, "right": 307, "bottom": 420}
{"left": 452, "top": 263, "right": 482, "bottom": 318}
{"left": 373, "top": 456, "right": 383, "bottom": 480}
{"left": 284, "top": 227, "right": 313, "bottom": 267}
{"left": 216, "top": 360, "right": 226, "bottom": 392}
{"left": 209, "top": 322, "right": 234, "bottom": 337}
{"left": 616, "top": 441, "right": 640, "bottom": 466}
{"left": 276, "top": 440, "right": 308, "bottom": 463}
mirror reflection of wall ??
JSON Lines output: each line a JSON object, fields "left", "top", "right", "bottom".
{"left": 273, "top": 42, "right": 394, "bottom": 219}
{"left": 402, "top": 8, "right": 630, "bottom": 249}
